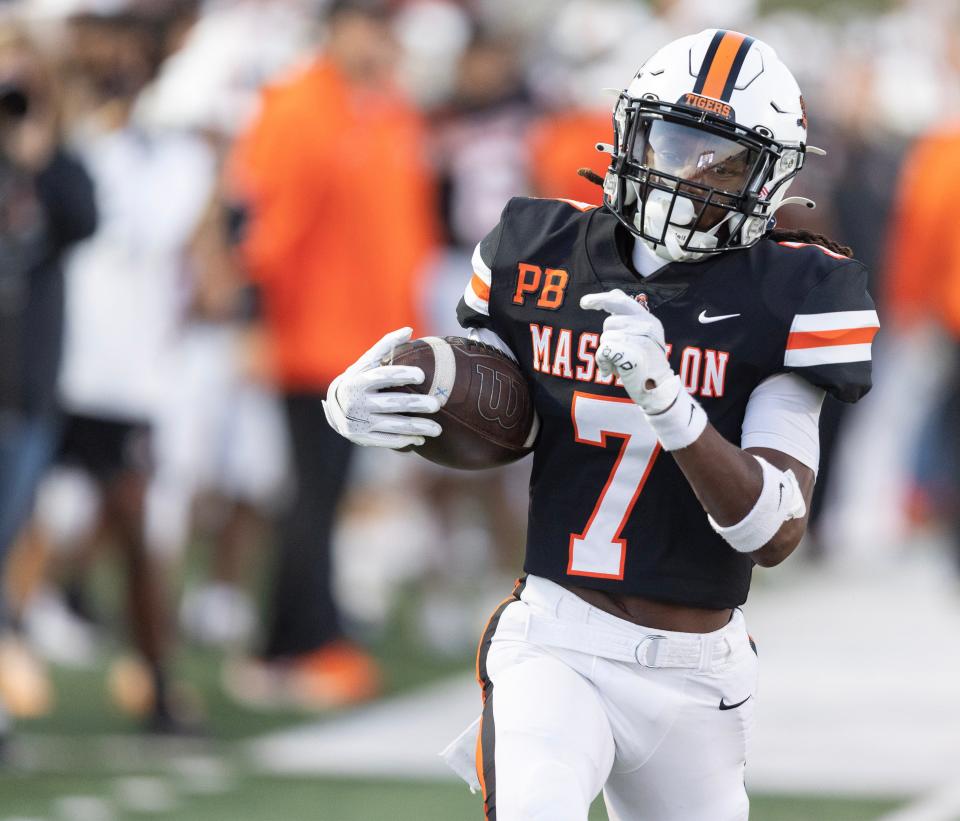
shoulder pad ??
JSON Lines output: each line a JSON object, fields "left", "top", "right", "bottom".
{"left": 497, "top": 196, "right": 598, "bottom": 258}
{"left": 502, "top": 195, "right": 599, "bottom": 225}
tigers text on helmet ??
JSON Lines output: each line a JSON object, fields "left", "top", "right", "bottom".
{"left": 601, "top": 29, "right": 820, "bottom": 263}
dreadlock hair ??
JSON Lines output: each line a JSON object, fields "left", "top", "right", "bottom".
{"left": 576, "top": 168, "right": 854, "bottom": 258}
{"left": 765, "top": 227, "right": 852, "bottom": 258}
{"left": 578, "top": 168, "right": 605, "bottom": 187}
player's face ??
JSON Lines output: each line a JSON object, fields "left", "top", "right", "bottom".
{"left": 632, "top": 120, "right": 758, "bottom": 229}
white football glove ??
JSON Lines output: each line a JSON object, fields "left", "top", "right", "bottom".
{"left": 322, "top": 327, "right": 443, "bottom": 449}
{"left": 580, "top": 289, "right": 681, "bottom": 414}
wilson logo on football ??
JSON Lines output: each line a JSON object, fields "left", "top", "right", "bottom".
{"left": 474, "top": 364, "right": 524, "bottom": 429}
{"left": 678, "top": 93, "right": 735, "bottom": 121}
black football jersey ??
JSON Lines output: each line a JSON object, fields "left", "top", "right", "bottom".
{"left": 457, "top": 197, "right": 878, "bottom": 608}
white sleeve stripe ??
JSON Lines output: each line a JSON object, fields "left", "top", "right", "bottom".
{"left": 462, "top": 283, "right": 490, "bottom": 316}
{"left": 471, "top": 242, "right": 492, "bottom": 285}
{"left": 789, "top": 310, "right": 879, "bottom": 332}
{"left": 784, "top": 343, "right": 872, "bottom": 367}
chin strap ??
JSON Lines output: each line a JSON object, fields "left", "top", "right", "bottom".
{"left": 661, "top": 230, "right": 684, "bottom": 261}
{"left": 648, "top": 197, "right": 736, "bottom": 263}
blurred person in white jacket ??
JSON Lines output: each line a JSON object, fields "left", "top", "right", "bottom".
{"left": 39, "top": 4, "right": 213, "bottom": 732}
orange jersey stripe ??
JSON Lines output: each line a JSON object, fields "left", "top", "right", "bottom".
{"left": 786, "top": 326, "right": 879, "bottom": 350}
{"left": 701, "top": 32, "right": 746, "bottom": 100}
{"left": 471, "top": 273, "right": 490, "bottom": 302}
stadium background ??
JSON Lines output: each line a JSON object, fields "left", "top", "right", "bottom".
{"left": 1, "top": 0, "right": 959, "bottom": 819}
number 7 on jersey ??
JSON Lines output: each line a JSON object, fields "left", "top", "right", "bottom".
{"left": 568, "top": 392, "right": 661, "bottom": 579}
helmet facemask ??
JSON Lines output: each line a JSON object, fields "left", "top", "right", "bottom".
{"left": 603, "top": 94, "right": 805, "bottom": 262}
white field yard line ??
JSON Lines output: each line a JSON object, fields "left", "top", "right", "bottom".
{"left": 247, "top": 674, "right": 480, "bottom": 778}
{"left": 875, "top": 783, "right": 960, "bottom": 821}
{"left": 10, "top": 733, "right": 222, "bottom": 774}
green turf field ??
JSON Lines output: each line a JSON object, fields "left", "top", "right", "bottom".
{"left": 0, "top": 573, "right": 907, "bottom": 821}
{"left": 0, "top": 640, "right": 905, "bottom": 821}
{"left": 0, "top": 772, "right": 903, "bottom": 821}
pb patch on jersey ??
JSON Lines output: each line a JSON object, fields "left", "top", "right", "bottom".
{"left": 512, "top": 264, "right": 570, "bottom": 310}
{"left": 457, "top": 197, "right": 877, "bottom": 608}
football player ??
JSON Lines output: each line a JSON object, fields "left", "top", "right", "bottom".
{"left": 324, "top": 29, "right": 878, "bottom": 821}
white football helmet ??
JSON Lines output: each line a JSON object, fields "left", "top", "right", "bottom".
{"left": 602, "top": 29, "right": 819, "bottom": 263}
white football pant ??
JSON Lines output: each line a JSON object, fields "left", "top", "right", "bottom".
{"left": 457, "top": 575, "right": 758, "bottom": 821}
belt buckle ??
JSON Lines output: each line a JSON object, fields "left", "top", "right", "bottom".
{"left": 634, "top": 635, "right": 666, "bottom": 667}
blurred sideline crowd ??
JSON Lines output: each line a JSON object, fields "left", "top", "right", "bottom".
{"left": 1, "top": 0, "right": 960, "bottom": 742}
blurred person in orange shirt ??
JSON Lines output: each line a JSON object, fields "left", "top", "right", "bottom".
{"left": 885, "top": 120, "right": 960, "bottom": 553}
{"left": 228, "top": 0, "right": 436, "bottom": 708}
{"left": 885, "top": 15, "right": 960, "bottom": 562}
{"left": 886, "top": 125, "right": 960, "bottom": 334}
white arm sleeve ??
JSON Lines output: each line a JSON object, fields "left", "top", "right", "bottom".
{"left": 740, "top": 373, "right": 825, "bottom": 475}
{"left": 467, "top": 327, "right": 517, "bottom": 362}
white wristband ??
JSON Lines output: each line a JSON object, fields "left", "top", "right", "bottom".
{"left": 644, "top": 379, "right": 708, "bottom": 451}
{"left": 708, "top": 455, "right": 806, "bottom": 553}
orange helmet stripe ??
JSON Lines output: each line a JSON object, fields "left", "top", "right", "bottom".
{"left": 699, "top": 31, "right": 746, "bottom": 100}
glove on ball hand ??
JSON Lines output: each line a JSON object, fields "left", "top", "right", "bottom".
{"left": 322, "top": 327, "right": 443, "bottom": 449}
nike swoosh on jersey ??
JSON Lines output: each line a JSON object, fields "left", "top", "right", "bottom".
{"left": 698, "top": 311, "right": 741, "bottom": 324}
{"left": 719, "top": 695, "right": 752, "bottom": 711}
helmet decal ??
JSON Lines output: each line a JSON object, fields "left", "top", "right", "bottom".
{"left": 677, "top": 93, "right": 735, "bottom": 121}
{"left": 692, "top": 30, "right": 756, "bottom": 103}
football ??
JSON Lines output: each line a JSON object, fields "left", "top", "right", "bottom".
{"left": 382, "top": 336, "right": 537, "bottom": 469}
